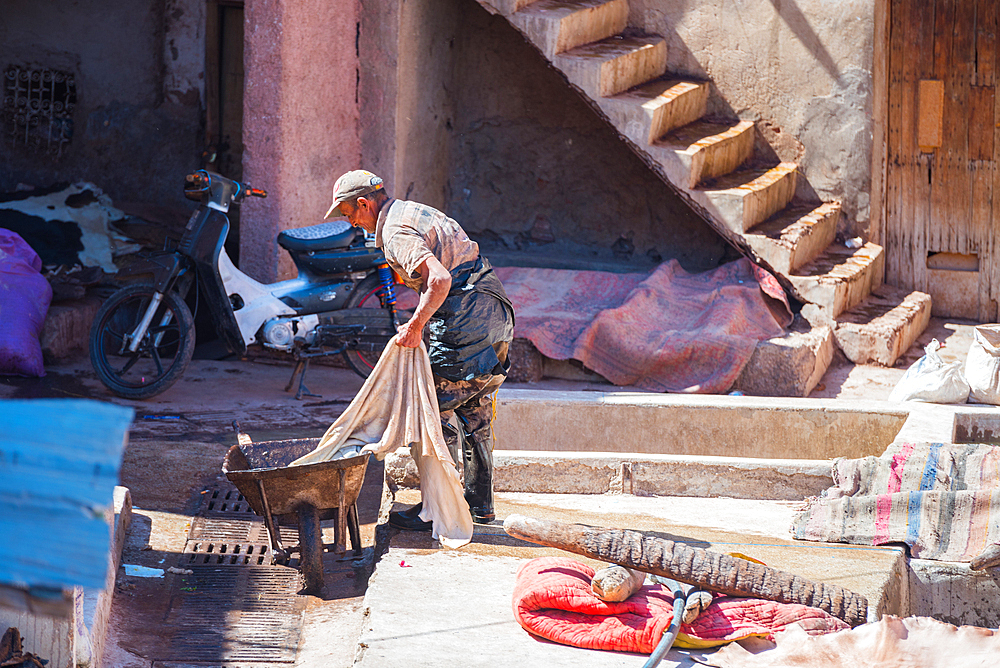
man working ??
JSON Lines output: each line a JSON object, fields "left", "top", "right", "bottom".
{"left": 325, "top": 170, "right": 514, "bottom": 528}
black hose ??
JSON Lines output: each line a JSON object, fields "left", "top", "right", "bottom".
{"left": 642, "top": 579, "right": 687, "bottom": 668}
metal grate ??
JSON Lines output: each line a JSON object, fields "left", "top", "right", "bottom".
{"left": 160, "top": 479, "right": 308, "bottom": 662}
{"left": 164, "top": 566, "right": 304, "bottom": 662}
{"left": 199, "top": 483, "right": 260, "bottom": 517}
{"left": 183, "top": 516, "right": 299, "bottom": 567}
{"left": 3, "top": 65, "right": 75, "bottom": 154}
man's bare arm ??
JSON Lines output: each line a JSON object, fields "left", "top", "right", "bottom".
{"left": 394, "top": 255, "right": 452, "bottom": 347}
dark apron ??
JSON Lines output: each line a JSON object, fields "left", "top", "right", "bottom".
{"left": 427, "top": 256, "right": 515, "bottom": 381}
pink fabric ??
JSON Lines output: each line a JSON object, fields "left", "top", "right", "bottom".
{"left": 0, "top": 230, "right": 51, "bottom": 377}
{"left": 494, "top": 266, "right": 647, "bottom": 360}
{"left": 495, "top": 259, "right": 790, "bottom": 393}
{"left": 512, "top": 557, "right": 848, "bottom": 655}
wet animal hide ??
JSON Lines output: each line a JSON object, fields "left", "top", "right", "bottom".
{"left": 711, "top": 615, "right": 1000, "bottom": 668}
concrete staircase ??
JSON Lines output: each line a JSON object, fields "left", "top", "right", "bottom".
{"left": 477, "top": 0, "right": 931, "bottom": 367}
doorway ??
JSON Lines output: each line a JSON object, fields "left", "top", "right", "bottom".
{"left": 881, "top": 0, "right": 998, "bottom": 321}
{"left": 205, "top": 0, "right": 245, "bottom": 264}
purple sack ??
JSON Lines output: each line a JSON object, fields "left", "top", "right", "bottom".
{"left": 0, "top": 229, "right": 52, "bottom": 376}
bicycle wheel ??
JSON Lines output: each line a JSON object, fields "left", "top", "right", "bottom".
{"left": 342, "top": 273, "right": 391, "bottom": 378}
{"left": 89, "top": 282, "right": 196, "bottom": 399}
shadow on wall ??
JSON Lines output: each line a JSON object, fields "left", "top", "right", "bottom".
{"left": 767, "top": 0, "right": 844, "bottom": 84}
{"left": 444, "top": 0, "right": 733, "bottom": 274}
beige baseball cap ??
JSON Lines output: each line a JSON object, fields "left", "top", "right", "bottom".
{"left": 324, "top": 170, "right": 385, "bottom": 219}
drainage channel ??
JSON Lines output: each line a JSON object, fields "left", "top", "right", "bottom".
{"left": 159, "top": 478, "right": 307, "bottom": 664}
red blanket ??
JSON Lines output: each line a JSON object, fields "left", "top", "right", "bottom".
{"left": 512, "top": 557, "right": 848, "bottom": 654}
{"left": 495, "top": 259, "right": 790, "bottom": 393}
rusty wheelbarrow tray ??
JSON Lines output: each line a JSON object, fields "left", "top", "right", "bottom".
{"left": 222, "top": 425, "right": 368, "bottom": 593}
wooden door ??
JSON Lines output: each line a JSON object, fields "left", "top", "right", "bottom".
{"left": 884, "top": 0, "right": 998, "bottom": 321}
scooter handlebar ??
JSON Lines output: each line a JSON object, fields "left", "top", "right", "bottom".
{"left": 183, "top": 170, "right": 266, "bottom": 203}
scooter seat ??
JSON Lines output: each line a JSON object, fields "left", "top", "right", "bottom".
{"left": 277, "top": 221, "right": 360, "bottom": 252}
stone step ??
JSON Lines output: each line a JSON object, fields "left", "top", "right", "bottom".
{"left": 788, "top": 241, "right": 885, "bottom": 318}
{"left": 655, "top": 119, "right": 755, "bottom": 188}
{"left": 744, "top": 201, "right": 841, "bottom": 275}
{"left": 833, "top": 286, "right": 933, "bottom": 366}
{"left": 509, "top": 0, "right": 628, "bottom": 59}
{"left": 698, "top": 162, "right": 798, "bottom": 234}
{"left": 554, "top": 33, "right": 668, "bottom": 98}
{"left": 597, "top": 78, "right": 710, "bottom": 145}
{"left": 479, "top": 0, "right": 537, "bottom": 17}
{"left": 731, "top": 315, "right": 834, "bottom": 398}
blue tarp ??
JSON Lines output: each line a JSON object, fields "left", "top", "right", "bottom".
{"left": 0, "top": 399, "right": 133, "bottom": 590}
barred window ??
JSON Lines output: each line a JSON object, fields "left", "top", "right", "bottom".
{"left": 3, "top": 65, "right": 77, "bottom": 156}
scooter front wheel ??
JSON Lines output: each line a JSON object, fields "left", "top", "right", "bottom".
{"left": 89, "top": 282, "right": 196, "bottom": 400}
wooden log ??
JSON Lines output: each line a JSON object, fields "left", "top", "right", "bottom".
{"left": 503, "top": 514, "right": 868, "bottom": 626}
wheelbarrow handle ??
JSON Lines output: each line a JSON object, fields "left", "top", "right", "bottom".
{"left": 233, "top": 420, "right": 253, "bottom": 447}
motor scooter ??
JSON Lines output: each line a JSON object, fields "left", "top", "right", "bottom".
{"left": 89, "top": 170, "right": 404, "bottom": 400}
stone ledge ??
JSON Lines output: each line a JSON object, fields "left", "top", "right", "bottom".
{"left": 386, "top": 448, "right": 834, "bottom": 501}
{"left": 79, "top": 486, "right": 131, "bottom": 668}
{"left": 493, "top": 390, "right": 908, "bottom": 461}
{"left": 834, "top": 287, "right": 932, "bottom": 367}
{"left": 908, "top": 558, "right": 1000, "bottom": 627}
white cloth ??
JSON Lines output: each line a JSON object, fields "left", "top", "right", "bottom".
{"left": 290, "top": 337, "right": 472, "bottom": 548}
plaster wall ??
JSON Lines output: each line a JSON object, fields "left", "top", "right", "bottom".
{"left": 359, "top": 0, "right": 401, "bottom": 191}
{"left": 359, "top": 0, "right": 456, "bottom": 210}
{"left": 241, "top": 0, "right": 361, "bottom": 282}
{"left": 630, "top": 0, "right": 875, "bottom": 238}
{"left": 0, "top": 0, "right": 205, "bottom": 208}
{"left": 392, "top": 0, "right": 459, "bottom": 210}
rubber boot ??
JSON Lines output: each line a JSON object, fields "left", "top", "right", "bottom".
{"left": 460, "top": 426, "right": 495, "bottom": 523}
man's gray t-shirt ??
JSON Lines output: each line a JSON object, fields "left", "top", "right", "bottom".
{"left": 375, "top": 199, "right": 479, "bottom": 292}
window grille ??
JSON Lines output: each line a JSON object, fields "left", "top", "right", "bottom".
{"left": 3, "top": 65, "right": 76, "bottom": 155}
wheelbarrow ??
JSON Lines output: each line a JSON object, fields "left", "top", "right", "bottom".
{"left": 222, "top": 422, "right": 369, "bottom": 593}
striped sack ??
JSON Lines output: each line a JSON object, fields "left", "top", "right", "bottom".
{"left": 791, "top": 442, "right": 1000, "bottom": 561}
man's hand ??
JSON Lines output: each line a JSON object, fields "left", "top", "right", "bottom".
{"left": 393, "top": 255, "right": 451, "bottom": 347}
{"left": 394, "top": 318, "right": 424, "bottom": 347}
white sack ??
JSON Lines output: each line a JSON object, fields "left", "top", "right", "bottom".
{"left": 290, "top": 337, "right": 472, "bottom": 548}
{"left": 965, "top": 324, "right": 1000, "bottom": 405}
{"left": 888, "top": 339, "right": 970, "bottom": 404}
